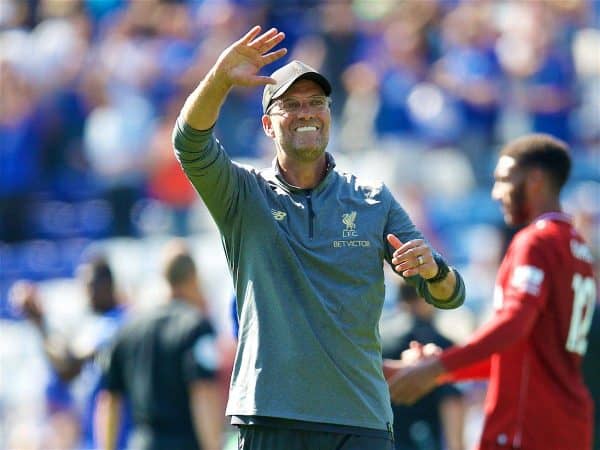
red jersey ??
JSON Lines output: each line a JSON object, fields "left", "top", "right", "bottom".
{"left": 441, "top": 213, "right": 596, "bottom": 450}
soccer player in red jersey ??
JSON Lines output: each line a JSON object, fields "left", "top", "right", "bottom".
{"left": 386, "top": 134, "right": 597, "bottom": 450}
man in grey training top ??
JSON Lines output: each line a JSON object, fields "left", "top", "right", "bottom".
{"left": 173, "top": 26, "right": 465, "bottom": 450}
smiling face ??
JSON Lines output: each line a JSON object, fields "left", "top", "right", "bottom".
{"left": 262, "top": 78, "right": 331, "bottom": 164}
{"left": 492, "top": 155, "right": 530, "bottom": 226}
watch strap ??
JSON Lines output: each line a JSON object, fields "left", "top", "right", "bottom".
{"left": 425, "top": 255, "right": 450, "bottom": 283}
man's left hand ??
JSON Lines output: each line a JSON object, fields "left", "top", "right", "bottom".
{"left": 387, "top": 235, "right": 438, "bottom": 279}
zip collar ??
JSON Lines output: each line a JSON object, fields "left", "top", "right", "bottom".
{"left": 270, "top": 152, "right": 336, "bottom": 194}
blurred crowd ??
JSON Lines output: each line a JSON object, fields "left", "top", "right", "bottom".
{"left": 1, "top": 0, "right": 599, "bottom": 449}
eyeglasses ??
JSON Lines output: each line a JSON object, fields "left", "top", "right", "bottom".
{"left": 267, "top": 96, "right": 331, "bottom": 115}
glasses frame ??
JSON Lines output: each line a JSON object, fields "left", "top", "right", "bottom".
{"left": 266, "top": 95, "right": 332, "bottom": 116}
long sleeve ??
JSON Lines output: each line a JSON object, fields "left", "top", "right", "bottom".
{"left": 172, "top": 118, "right": 246, "bottom": 227}
{"left": 441, "top": 358, "right": 491, "bottom": 382}
{"left": 416, "top": 269, "right": 465, "bottom": 310}
{"left": 440, "top": 299, "right": 539, "bottom": 372}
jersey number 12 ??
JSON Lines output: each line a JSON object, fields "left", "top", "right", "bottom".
{"left": 566, "top": 274, "right": 596, "bottom": 355}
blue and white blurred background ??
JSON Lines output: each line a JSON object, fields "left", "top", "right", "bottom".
{"left": 1, "top": 1, "right": 598, "bottom": 449}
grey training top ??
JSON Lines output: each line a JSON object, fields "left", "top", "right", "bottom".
{"left": 173, "top": 118, "right": 465, "bottom": 431}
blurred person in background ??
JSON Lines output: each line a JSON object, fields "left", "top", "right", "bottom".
{"left": 336, "top": 61, "right": 380, "bottom": 154}
{"left": 2, "top": 1, "right": 598, "bottom": 449}
{"left": 96, "top": 240, "right": 223, "bottom": 450}
{"left": 496, "top": 2, "right": 577, "bottom": 144}
{"left": 431, "top": 1, "right": 502, "bottom": 183}
{"left": 382, "top": 281, "right": 465, "bottom": 450}
{"left": 388, "top": 134, "right": 597, "bottom": 450}
{"left": 315, "top": 1, "right": 361, "bottom": 120}
{"left": 371, "top": 18, "right": 429, "bottom": 141}
{"left": 146, "top": 96, "right": 199, "bottom": 236}
{"left": 0, "top": 59, "right": 44, "bottom": 243}
{"left": 174, "top": 26, "right": 465, "bottom": 450}
{"left": 10, "top": 256, "right": 131, "bottom": 450}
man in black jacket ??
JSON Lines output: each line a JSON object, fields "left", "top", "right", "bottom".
{"left": 97, "top": 241, "right": 223, "bottom": 450}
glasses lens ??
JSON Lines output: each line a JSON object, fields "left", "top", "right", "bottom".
{"left": 270, "top": 96, "right": 329, "bottom": 115}
{"left": 282, "top": 99, "right": 302, "bottom": 113}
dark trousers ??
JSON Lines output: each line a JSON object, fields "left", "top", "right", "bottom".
{"left": 237, "top": 425, "right": 394, "bottom": 450}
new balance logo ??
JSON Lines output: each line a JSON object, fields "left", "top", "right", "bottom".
{"left": 271, "top": 209, "right": 286, "bottom": 221}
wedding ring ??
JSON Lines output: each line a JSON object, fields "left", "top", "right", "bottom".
{"left": 416, "top": 255, "right": 425, "bottom": 266}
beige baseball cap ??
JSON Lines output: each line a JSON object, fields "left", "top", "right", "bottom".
{"left": 262, "top": 60, "right": 331, "bottom": 113}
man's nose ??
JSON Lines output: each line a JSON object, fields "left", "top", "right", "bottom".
{"left": 491, "top": 183, "right": 501, "bottom": 200}
{"left": 297, "top": 101, "right": 315, "bottom": 116}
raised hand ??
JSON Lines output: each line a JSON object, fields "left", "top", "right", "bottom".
{"left": 214, "top": 26, "right": 288, "bottom": 89}
{"left": 181, "top": 25, "right": 288, "bottom": 131}
{"left": 9, "top": 280, "right": 44, "bottom": 327}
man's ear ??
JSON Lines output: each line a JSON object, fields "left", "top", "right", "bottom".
{"left": 262, "top": 115, "right": 275, "bottom": 138}
{"left": 530, "top": 167, "right": 546, "bottom": 186}
{"left": 525, "top": 167, "right": 546, "bottom": 196}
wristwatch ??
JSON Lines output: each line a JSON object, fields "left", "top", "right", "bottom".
{"left": 425, "top": 255, "right": 450, "bottom": 283}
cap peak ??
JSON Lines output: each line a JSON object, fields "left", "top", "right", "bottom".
{"left": 262, "top": 60, "right": 331, "bottom": 113}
